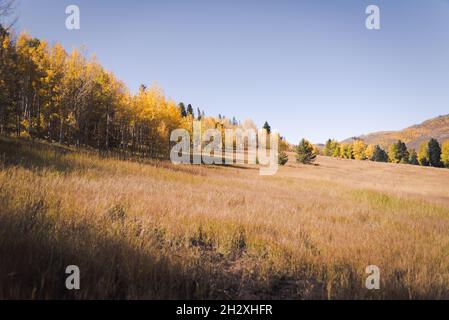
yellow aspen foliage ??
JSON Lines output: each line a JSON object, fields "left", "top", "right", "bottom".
{"left": 365, "top": 144, "right": 375, "bottom": 161}
{"left": 340, "top": 144, "right": 353, "bottom": 159}
{"left": 418, "top": 141, "right": 429, "bottom": 166}
{"left": 352, "top": 140, "right": 367, "bottom": 160}
{"left": 0, "top": 28, "right": 276, "bottom": 158}
{"left": 441, "top": 141, "right": 449, "bottom": 168}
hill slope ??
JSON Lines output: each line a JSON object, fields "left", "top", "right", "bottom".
{"left": 343, "top": 114, "right": 449, "bottom": 149}
{"left": 2, "top": 137, "right": 449, "bottom": 299}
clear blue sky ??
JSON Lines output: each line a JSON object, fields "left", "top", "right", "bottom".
{"left": 14, "top": 0, "right": 449, "bottom": 143}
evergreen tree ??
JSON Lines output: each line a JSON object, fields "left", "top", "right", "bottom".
{"left": 263, "top": 121, "right": 271, "bottom": 134}
{"left": 295, "top": 139, "right": 316, "bottom": 164}
{"left": 187, "top": 104, "right": 194, "bottom": 117}
{"left": 371, "top": 145, "right": 388, "bottom": 162}
{"left": 428, "top": 138, "right": 441, "bottom": 167}
{"left": 278, "top": 150, "right": 289, "bottom": 166}
{"left": 178, "top": 102, "right": 187, "bottom": 117}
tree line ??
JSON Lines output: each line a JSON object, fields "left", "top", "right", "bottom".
{"left": 0, "top": 25, "right": 187, "bottom": 158}
{"left": 0, "top": 24, "right": 277, "bottom": 159}
{"left": 321, "top": 138, "right": 449, "bottom": 168}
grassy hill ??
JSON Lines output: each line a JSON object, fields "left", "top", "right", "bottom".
{"left": 2, "top": 137, "right": 449, "bottom": 299}
{"left": 343, "top": 114, "right": 449, "bottom": 149}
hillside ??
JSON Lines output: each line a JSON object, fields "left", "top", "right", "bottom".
{"left": 343, "top": 114, "right": 449, "bottom": 149}
{"left": 2, "top": 137, "right": 449, "bottom": 299}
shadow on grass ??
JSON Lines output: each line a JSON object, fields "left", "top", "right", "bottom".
{"left": 0, "top": 136, "right": 261, "bottom": 175}
{"left": 0, "top": 136, "right": 81, "bottom": 173}
{"left": 0, "top": 198, "right": 225, "bottom": 299}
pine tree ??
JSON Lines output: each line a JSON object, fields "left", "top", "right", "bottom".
{"left": 397, "top": 140, "right": 409, "bottom": 163}
{"left": 263, "top": 121, "right": 271, "bottom": 134}
{"left": 428, "top": 138, "right": 441, "bottom": 167}
{"left": 278, "top": 151, "right": 289, "bottom": 166}
{"left": 187, "top": 104, "right": 194, "bottom": 117}
{"left": 296, "top": 139, "right": 316, "bottom": 164}
{"left": 178, "top": 102, "right": 187, "bottom": 117}
{"left": 372, "top": 145, "right": 388, "bottom": 162}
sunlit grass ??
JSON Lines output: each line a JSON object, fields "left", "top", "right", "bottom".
{"left": 2, "top": 137, "right": 449, "bottom": 299}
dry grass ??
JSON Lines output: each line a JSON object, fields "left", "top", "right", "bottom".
{"left": 1, "top": 137, "right": 449, "bottom": 299}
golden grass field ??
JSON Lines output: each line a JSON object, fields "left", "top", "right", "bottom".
{"left": 1, "top": 136, "right": 449, "bottom": 299}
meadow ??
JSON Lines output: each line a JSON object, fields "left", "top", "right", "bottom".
{"left": 1, "top": 136, "right": 449, "bottom": 299}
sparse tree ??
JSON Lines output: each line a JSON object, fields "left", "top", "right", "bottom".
{"left": 0, "top": 0, "right": 16, "bottom": 29}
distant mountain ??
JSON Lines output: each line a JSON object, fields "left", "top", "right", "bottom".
{"left": 342, "top": 114, "right": 449, "bottom": 150}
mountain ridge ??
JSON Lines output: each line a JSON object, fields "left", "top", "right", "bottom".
{"left": 342, "top": 114, "right": 449, "bottom": 150}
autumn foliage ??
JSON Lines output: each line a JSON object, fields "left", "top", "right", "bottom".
{"left": 322, "top": 137, "right": 448, "bottom": 169}
{"left": 0, "top": 27, "right": 269, "bottom": 160}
